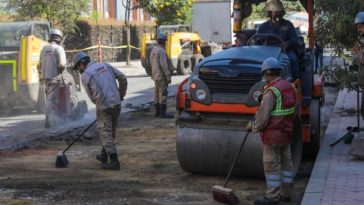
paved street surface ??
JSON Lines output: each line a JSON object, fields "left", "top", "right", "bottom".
{"left": 0, "top": 60, "right": 187, "bottom": 151}
{"left": 301, "top": 89, "right": 364, "bottom": 205}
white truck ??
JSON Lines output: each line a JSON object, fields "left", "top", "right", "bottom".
{"left": 192, "top": 0, "right": 235, "bottom": 47}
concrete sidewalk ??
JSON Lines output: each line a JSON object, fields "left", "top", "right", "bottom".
{"left": 302, "top": 89, "right": 364, "bottom": 205}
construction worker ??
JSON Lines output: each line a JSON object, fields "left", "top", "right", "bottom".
{"left": 72, "top": 52, "right": 128, "bottom": 170}
{"left": 352, "top": 11, "right": 364, "bottom": 120}
{"left": 150, "top": 33, "right": 173, "bottom": 118}
{"left": 314, "top": 41, "right": 324, "bottom": 72}
{"left": 38, "top": 29, "right": 67, "bottom": 128}
{"left": 257, "top": 0, "right": 299, "bottom": 80}
{"left": 250, "top": 57, "right": 296, "bottom": 205}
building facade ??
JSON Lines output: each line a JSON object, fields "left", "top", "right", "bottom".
{"left": 92, "top": 0, "right": 151, "bottom": 22}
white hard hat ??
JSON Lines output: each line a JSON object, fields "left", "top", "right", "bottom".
{"left": 261, "top": 57, "right": 282, "bottom": 74}
{"left": 50, "top": 29, "right": 63, "bottom": 38}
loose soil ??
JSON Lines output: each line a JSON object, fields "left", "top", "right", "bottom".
{"left": 0, "top": 86, "right": 338, "bottom": 205}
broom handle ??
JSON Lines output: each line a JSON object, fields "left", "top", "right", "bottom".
{"left": 223, "top": 129, "right": 250, "bottom": 187}
{"left": 63, "top": 119, "right": 97, "bottom": 153}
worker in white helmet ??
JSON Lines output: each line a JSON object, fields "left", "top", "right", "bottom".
{"left": 38, "top": 29, "right": 67, "bottom": 128}
{"left": 249, "top": 57, "right": 297, "bottom": 205}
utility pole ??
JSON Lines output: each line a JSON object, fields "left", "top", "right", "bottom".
{"left": 124, "top": 0, "right": 131, "bottom": 65}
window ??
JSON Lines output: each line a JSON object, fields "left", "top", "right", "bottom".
{"left": 33, "top": 24, "right": 50, "bottom": 41}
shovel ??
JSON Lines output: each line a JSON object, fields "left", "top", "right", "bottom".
{"left": 55, "top": 120, "right": 97, "bottom": 168}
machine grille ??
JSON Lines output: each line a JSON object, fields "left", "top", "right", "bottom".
{"left": 199, "top": 70, "right": 261, "bottom": 93}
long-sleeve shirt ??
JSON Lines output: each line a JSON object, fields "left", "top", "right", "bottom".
{"left": 150, "top": 44, "right": 171, "bottom": 81}
{"left": 39, "top": 42, "right": 67, "bottom": 80}
{"left": 81, "top": 62, "right": 127, "bottom": 110}
{"left": 257, "top": 19, "right": 298, "bottom": 51}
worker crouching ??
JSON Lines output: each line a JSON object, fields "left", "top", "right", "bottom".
{"left": 72, "top": 52, "right": 128, "bottom": 170}
{"left": 250, "top": 57, "right": 296, "bottom": 205}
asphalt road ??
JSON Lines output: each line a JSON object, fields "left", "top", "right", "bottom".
{"left": 0, "top": 62, "right": 187, "bottom": 151}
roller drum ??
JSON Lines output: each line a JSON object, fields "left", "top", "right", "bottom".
{"left": 176, "top": 119, "right": 302, "bottom": 178}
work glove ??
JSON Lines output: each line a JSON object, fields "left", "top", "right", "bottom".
{"left": 253, "top": 91, "right": 263, "bottom": 104}
{"left": 245, "top": 121, "right": 253, "bottom": 132}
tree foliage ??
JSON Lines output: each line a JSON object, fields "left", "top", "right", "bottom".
{"left": 315, "top": 0, "right": 364, "bottom": 55}
{"left": 139, "top": 0, "right": 192, "bottom": 25}
{"left": 314, "top": 0, "right": 364, "bottom": 90}
{"left": 3, "top": 0, "right": 90, "bottom": 36}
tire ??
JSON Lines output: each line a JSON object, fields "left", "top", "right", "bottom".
{"left": 141, "top": 46, "right": 153, "bottom": 76}
{"left": 177, "top": 55, "right": 192, "bottom": 75}
{"left": 141, "top": 57, "right": 152, "bottom": 76}
{"left": 291, "top": 117, "right": 303, "bottom": 175}
{"left": 304, "top": 98, "right": 321, "bottom": 158}
{"left": 191, "top": 54, "right": 204, "bottom": 72}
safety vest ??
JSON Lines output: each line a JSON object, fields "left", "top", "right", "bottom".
{"left": 261, "top": 79, "right": 296, "bottom": 145}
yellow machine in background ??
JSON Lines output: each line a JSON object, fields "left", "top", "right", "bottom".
{"left": 0, "top": 21, "right": 50, "bottom": 112}
{"left": 140, "top": 25, "right": 206, "bottom": 75}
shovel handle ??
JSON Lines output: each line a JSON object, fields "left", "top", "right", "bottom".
{"left": 330, "top": 136, "right": 344, "bottom": 147}
{"left": 223, "top": 130, "right": 250, "bottom": 187}
{"left": 63, "top": 120, "right": 97, "bottom": 153}
{"left": 330, "top": 126, "right": 358, "bottom": 147}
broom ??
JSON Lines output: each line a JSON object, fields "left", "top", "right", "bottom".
{"left": 55, "top": 119, "right": 97, "bottom": 168}
{"left": 212, "top": 129, "right": 250, "bottom": 205}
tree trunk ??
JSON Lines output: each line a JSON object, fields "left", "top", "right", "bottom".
{"left": 125, "top": 0, "right": 131, "bottom": 65}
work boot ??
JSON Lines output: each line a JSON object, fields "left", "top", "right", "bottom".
{"left": 100, "top": 153, "right": 120, "bottom": 170}
{"left": 159, "top": 103, "right": 173, "bottom": 118}
{"left": 254, "top": 196, "right": 279, "bottom": 205}
{"left": 154, "top": 103, "right": 160, "bottom": 117}
{"left": 96, "top": 147, "right": 107, "bottom": 164}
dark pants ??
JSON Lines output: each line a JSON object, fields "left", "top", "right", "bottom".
{"left": 315, "top": 53, "right": 323, "bottom": 73}
{"left": 286, "top": 51, "right": 299, "bottom": 80}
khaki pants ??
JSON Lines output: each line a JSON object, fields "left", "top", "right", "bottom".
{"left": 96, "top": 105, "right": 121, "bottom": 154}
{"left": 263, "top": 144, "right": 294, "bottom": 200}
{"left": 41, "top": 80, "right": 60, "bottom": 124}
{"left": 154, "top": 79, "right": 168, "bottom": 104}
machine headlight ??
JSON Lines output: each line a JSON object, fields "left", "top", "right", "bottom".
{"left": 196, "top": 89, "right": 207, "bottom": 100}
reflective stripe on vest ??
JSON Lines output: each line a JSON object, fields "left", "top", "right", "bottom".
{"left": 265, "top": 86, "right": 295, "bottom": 116}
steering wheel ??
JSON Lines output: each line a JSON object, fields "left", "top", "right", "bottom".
{"left": 247, "top": 34, "right": 283, "bottom": 47}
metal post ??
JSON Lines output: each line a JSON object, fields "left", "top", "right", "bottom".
{"left": 358, "top": 84, "right": 361, "bottom": 129}
{"left": 307, "top": 0, "right": 315, "bottom": 49}
{"left": 98, "top": 37, "right": 102, "bottom": 63}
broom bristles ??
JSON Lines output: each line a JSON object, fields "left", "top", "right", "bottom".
{"left": 55, "top": 153, "right": 69, "bottom": 168}
{"left": 212, "top": 185, "right": 239, "bottom": 205}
